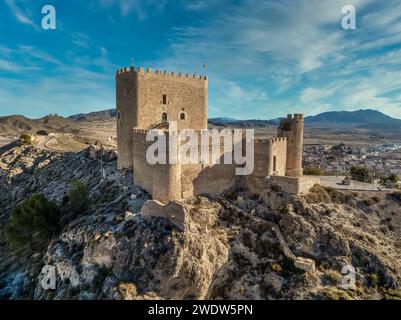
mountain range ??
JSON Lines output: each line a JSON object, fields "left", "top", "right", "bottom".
{"left": 210, "top": 109, "right": 401, "bottom": 130}
{"left": 0, "top": 114, "right": 79, "bottom": 135}
{"left": 304, "top": 109, "right": 401, "bottom": 129}
{"left": 1, "top": 109, "right": 401, "bottom": 134}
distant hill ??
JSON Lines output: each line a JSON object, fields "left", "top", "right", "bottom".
{"left": 0, "top": 115, "right": 79, "bottom": 135}
{"left": 304, "top": 109, "right": 401, "bottom": 129}
{"left": 209, "top": 117, "right": 278, "bottom": 128}
{"left": 68, "top": 109, "right": 116, "bottom": 121}
{"left": 211, "top": 109, "right": 401, "bottom": 130}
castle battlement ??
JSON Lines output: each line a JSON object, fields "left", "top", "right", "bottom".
{"left": 132, "top": 128, "right": 149, "bottom": 135}
{"left": 116, "top": 66, "right": 207, "bottom": 81}
{"left": 270, "top": 137, "right": 287, "bottom": 143}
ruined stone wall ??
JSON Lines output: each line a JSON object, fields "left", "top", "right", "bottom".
{"left": 269, "top": 176, "right": 319, "bottom": 195}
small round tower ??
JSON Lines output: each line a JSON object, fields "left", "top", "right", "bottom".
{"left": 277, "top": 114, "right": 304, "bottom": 177}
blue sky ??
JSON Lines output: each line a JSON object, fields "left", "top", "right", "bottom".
{"left": 1, "top": 0, "right": 401, "bottom": 119}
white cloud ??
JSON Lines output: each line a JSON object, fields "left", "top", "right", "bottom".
{"left": 300, "top": 87, "right": 335, "bottom": 104}
{"left": 72, "top": 33, "right": 90, "bottom": 48}
{"left": 0, "top": 44, "right": 117, "bottom": 118}
{"left": 0, "top": 59, "right": 33, "bottom": 72}
{"left": 5, "top": 0, "right": 37, "bottom": 29}
{"left": 98, "top": 0, "right": 169, "bottom": 20}
{"left": 151, "top": 0, "right": 401, "bottom": 118}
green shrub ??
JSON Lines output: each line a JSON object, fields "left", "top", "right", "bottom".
{"left": 303, "top": 167, "right": 324, "bottom": 176}
{"left": 19, "top": 133, "right": 32, "bottom": 145}
{"left": 350, "top": 166, "right": 373, "bottom": 183}
{"left": 5, "top": 194, "right": 59, "bottom": 251}
{"left": 380, "top": 174, "right": 398, "bottom": 188}
{"left": 69, "top": 179, "right": 90, "bottom": 215}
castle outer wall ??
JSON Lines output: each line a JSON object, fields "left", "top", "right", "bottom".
{"left": 131, "top": 127, "right": 291, "bottom": 203}
{"left": 132, "top": 129, "right": 239, "bottom": 203}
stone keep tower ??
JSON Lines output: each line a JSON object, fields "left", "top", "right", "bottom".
{"left": 277, "top": 114, "right": 304, "bottom": 177}
{"left": 116, "top": 66, "right": 208, "bottom": 170}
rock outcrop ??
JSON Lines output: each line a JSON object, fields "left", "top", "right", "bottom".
{"left": 0, "top": 144, "right": 400, "bottom": 300}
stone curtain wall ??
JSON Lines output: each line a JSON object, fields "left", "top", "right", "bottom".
{"left": 132, "top": 128, "right": 251, "bottom": 203}
{"left": 269, "top": 137, "right": 287, "bottom": 176}
{"left": 132, "top": 127, "right": 296, "bottom": 203}
{"left": 253, "top": 137, "right": 287, "bottom": 178}
{"left": 132, "top": 128, "right": 154, "bottom": 194}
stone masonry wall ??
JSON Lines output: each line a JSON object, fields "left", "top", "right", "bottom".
{"left": 116, "top": 68, "right": 137, "bottom": 169}
{"left": 132, "top": 129, "right": 154, "bottom": 194}
{"left": 135, "top": 68, "right": 208, "bottom": 130}
{"left": 132, "top": 128, "right": 243, "bottom": 203}
{"left": 270, "top": 176, "right": 320, "bottom": 194}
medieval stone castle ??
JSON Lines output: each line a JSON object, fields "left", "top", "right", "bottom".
{"left": 116, "top": 66, "right": 319, "bottom": 208}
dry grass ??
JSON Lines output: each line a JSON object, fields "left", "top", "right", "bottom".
{"left": 324, "top": 270, "right": 342, "bottom": 285}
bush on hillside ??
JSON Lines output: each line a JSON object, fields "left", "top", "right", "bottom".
{"left": 69, "top": 179, "right": 90, "bottom": 215}
{"left": 19, "top": 133, "right": 32, "bottom": 145}
{"left": 350, "top": 166, "right": 373, "bottom": 183}
{"left": 303, "top": 167, "right": 324, "bottom": 176}
{"left": 5, "top": 194, "right": 59, "bottom": 251}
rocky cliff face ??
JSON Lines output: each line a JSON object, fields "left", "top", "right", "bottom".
{"left": 0, "top": 143, "right": 400, "bottom": 300}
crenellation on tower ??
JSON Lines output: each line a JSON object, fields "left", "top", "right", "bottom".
{"left": 117, "top": 65, "right": 208, "bottom": 83}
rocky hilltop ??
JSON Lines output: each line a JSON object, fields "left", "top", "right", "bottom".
{"left": 0, "top": 142, "right": 400, "bottom": 300}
